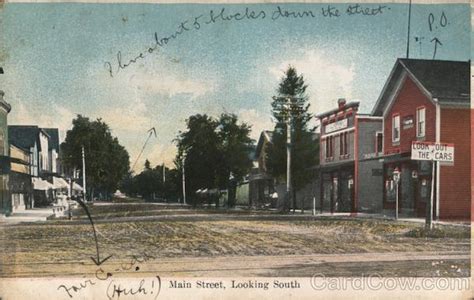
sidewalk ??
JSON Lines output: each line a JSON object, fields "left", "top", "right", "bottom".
{"left": 271, "top": 209, "right": 471, "bottom": 227}
{"left": 0, "top": 208, "right": 54, "bottom": 225}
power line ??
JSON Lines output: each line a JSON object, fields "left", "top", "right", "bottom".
{"left": 131, "top": 127, "right": 157, "bottom": 172}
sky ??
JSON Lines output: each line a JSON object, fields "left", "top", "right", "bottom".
{"left": 0, "top": 2, "right": 470, "bottom": 172}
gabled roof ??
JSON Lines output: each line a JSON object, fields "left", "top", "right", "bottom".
{"left": 42, "top": 128, "right": 60, "bottom": 151}
{"left": 255, "top": 130, "right": 273, "bottom": 159}
{"left": 8, "top": 125, "right": 50, "bottom": 151}
{"left": 372, "top": 58, "right": 470, "bottom": 116}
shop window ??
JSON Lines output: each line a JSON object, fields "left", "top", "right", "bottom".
{"left": 416, "top": 107, "right": 425, "bottom": 138}
{"left": 392, "top": 114, "right": 400, "bottom": 143}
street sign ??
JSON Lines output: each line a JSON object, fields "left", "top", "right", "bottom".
{"left": 411, "top": 141, "right": 454, "bottom": 163}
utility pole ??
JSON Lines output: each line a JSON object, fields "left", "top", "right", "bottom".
{"left": 163, "top": 164, "right": 166, "bottom": 183}
{"left": 82, "top": 146, "right": 87, "bottom": 202}
{"left": 406, "top": 0, "right": 412, "bottom": 58}
{"left": 286, "top": 111, "right": 293, "bottom": 213}
{"left": 182, "top": 155, "right": 186, "bottom": 205}
{"left": 272, "top": 95, "right": 304, "bottom": 213}
{"left": 426, "top": 161, "right": 435, "bottom": 230}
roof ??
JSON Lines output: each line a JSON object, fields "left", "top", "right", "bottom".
{"left": 255, "top": 130, "right": 273, "bottom": 159}
{"left": 372, "top": 59, "right": 470, "bottom": 116}
{"left": 9, "top": 126, "right": 40, "bottom": 150}
{"left": 316, "top": 101, "right": 360, "bottom": 119}
{"left": 8, "top": 126, "right": 50, "bottom": 151}
{"left": 42, "top": 128, "right": 60, "bottom": 151}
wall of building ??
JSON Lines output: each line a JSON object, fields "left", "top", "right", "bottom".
{"left": 356, "top": 118, "right": 383, "bottom": 213}
{"left": 358, "top": 159, "right": 383, "bottom": 213}
{"left": 39, "top": 132, "right": 49, "bottom": 173}
{"left": 383, "top": 76, "right": 436, "bottom": 155}
{"left": 0, "top": 106, "right": 9, "bottom": 215}
{"left": 439, "top": 108, "right": 471, "bottom": 219}
{"left": 235, "top": 182, "right": 249, "bottom": 206}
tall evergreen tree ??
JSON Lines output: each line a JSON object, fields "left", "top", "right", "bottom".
{"left": 266, "top": 66, "right": 318, "bottom": 212}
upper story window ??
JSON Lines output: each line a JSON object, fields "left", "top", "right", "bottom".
{"left": 325, "top": 136, "right": 334, "bottom": 159}
{"left": 416, "top": 107, "right": 425, "bottom": 138}
{"left": 339, "top": 132, "right": 348, "bottom": 156}
{"left": 376, "top": 132, "right": 383, "bottom": 154}
{"left": 392, "top": 114, "right": 400, "bottom": 143}
{"left": 339, "top": 133, "right": 344, "bottom": 156}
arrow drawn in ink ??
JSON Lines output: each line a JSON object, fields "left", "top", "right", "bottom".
{"left": 131, "top": 127, "right": 157, "bottom": 171}
{"left": 75, "top": 198, "right": 112, "bottom": 266}
{"left": 430, "top": 37, "right": 442, "bottom": 59}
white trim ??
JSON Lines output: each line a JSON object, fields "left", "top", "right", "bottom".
{"left": 382, "top": 72, "right": 407, "bottom": 119}
{"left": 416, "top": 107, "right": 426, "bottom": 138}
{"left": 356, "top": 116, "right": 383, "bottom": 120}
{"left": 321, "top": 127, "right": 355, "bottom": 139}
{"left": 392, "top": 115, "right": 400, "bottom": 143}
{"left": 435, "top": 104, "right": 441, "bottom": 219}
{"left": 398, "top": 60, "right": 435, "bottom": 102}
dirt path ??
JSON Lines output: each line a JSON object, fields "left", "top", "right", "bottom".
{"left": 3, "top": 251, "right": 469, "bottom": 278}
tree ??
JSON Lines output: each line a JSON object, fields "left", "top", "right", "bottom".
{"left": 215, "top": 113, "right": 254, "bottom": 207}
{"left": 266, "top": 66, "right": 318, "bottom": 212}
{"left": 175, "top": 114, "right": 221, "bottom": 207}
{"left": 174, "top": 113, "right": 254, "bottom": 208}
{"left": 61, "top": 115, "right": 130, "bottom": 200}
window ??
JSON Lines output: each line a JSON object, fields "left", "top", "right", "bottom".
{"left": 416, "top": 107, "right": 425, "bottom": 137}
{"left": 376, "top": 132, "right": 383, "bottom": 154}
{"left": 339, "top": 133, "right": 344, "bottom": 156}
{"left": 0, "top": 130, "right": 4, "bottom": 155}
{"left": 329, "top": 136, "right": 333, "bottom": 158}
{"left": 324, "top": 138, "right": 329, "bottom": 158}
{"left": 392, "top": 115, "right": 400, "bottom": 143}
{"left": 326, "top": 136, "right": 334, "bottom": 158}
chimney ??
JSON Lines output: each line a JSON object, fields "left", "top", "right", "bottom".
{"left": 0, "top": 90, "right": 4, "bottom": 102}
{"left": 337, "top": 98, "right": 346, "bottom": 109}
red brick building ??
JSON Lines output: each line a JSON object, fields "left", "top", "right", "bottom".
{"left": 372, "top": 59, "right": 470, "bottom": 220}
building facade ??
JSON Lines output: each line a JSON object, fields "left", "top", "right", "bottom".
{"left": 9, "top": 126, "right": 53, "bottom": 207}
{"left": 0, "top": 90, "right": 12, "bottom": 216}
{"left": 248, "top": 131, "right": 275, "bottom": 207}
{"left": 372, "top": 59, "right": 470, "bottom": 220}
{"left": 10, "top": 144, "right": 33, "bottom": 211}
{"left": 318, "top": 99, "right": 384, "bottom": 213}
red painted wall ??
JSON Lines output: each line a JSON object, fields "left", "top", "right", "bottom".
{"left": 438, "top": 108, "right": 471, "bottom": 220}
{"left": 384, "top": 76, "right": 436, "bottom": 155}
{"left": 471, "top": 109, "right": 474, "bottom": 223}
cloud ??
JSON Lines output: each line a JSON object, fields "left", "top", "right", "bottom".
{"left": 99, "top": 97, "right": 151, "bottom": 135}
{"left": 269, "top": 49, "right": 356, "bottom": 114}
{"left": 9, "top": 100, "right": 75, "bottom": 143}
{"left": 237, "top": 108, "right": 274, "bottom": 140}
{"left": 130, "top": 142, "right": 177, "bottom": 173}
{"left": 130, "top": 72, "right": 215, "bottom": 100}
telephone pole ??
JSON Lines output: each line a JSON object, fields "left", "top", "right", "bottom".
{"left": 272, "top": 95, "right": 304, "bottom": 212}
{"left": 82, "top": 146, "right": 87, "bottom": 202}
{"left": 182, "top": 155, "right": 186, "bottom": 205}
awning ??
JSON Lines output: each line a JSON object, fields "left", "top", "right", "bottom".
{"left": 72, "top": 182, "right": 83, "bottom": 191}
{"left": 32, "top": 178, "right": 53, "bottom": 191}
{"left": 53, "top": 177, "right": 69, "bottom": 189}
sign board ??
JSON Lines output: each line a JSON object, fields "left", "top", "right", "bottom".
{"left": 411, "top": 141, "right": 454, "bottom": 163}
{"left": 325, "top": 118, "right": 348, "bottom": 133}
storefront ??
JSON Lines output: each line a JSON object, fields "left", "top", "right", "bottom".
{"left": 382, "top": 155, "right": 434, "bottom": 218}
{"left": 320, "top": 163, "right": 354, "bottom": 213}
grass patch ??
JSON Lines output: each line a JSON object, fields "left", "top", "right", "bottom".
{"left": 405, "top": 226, "right": 470, "bottom": 239}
